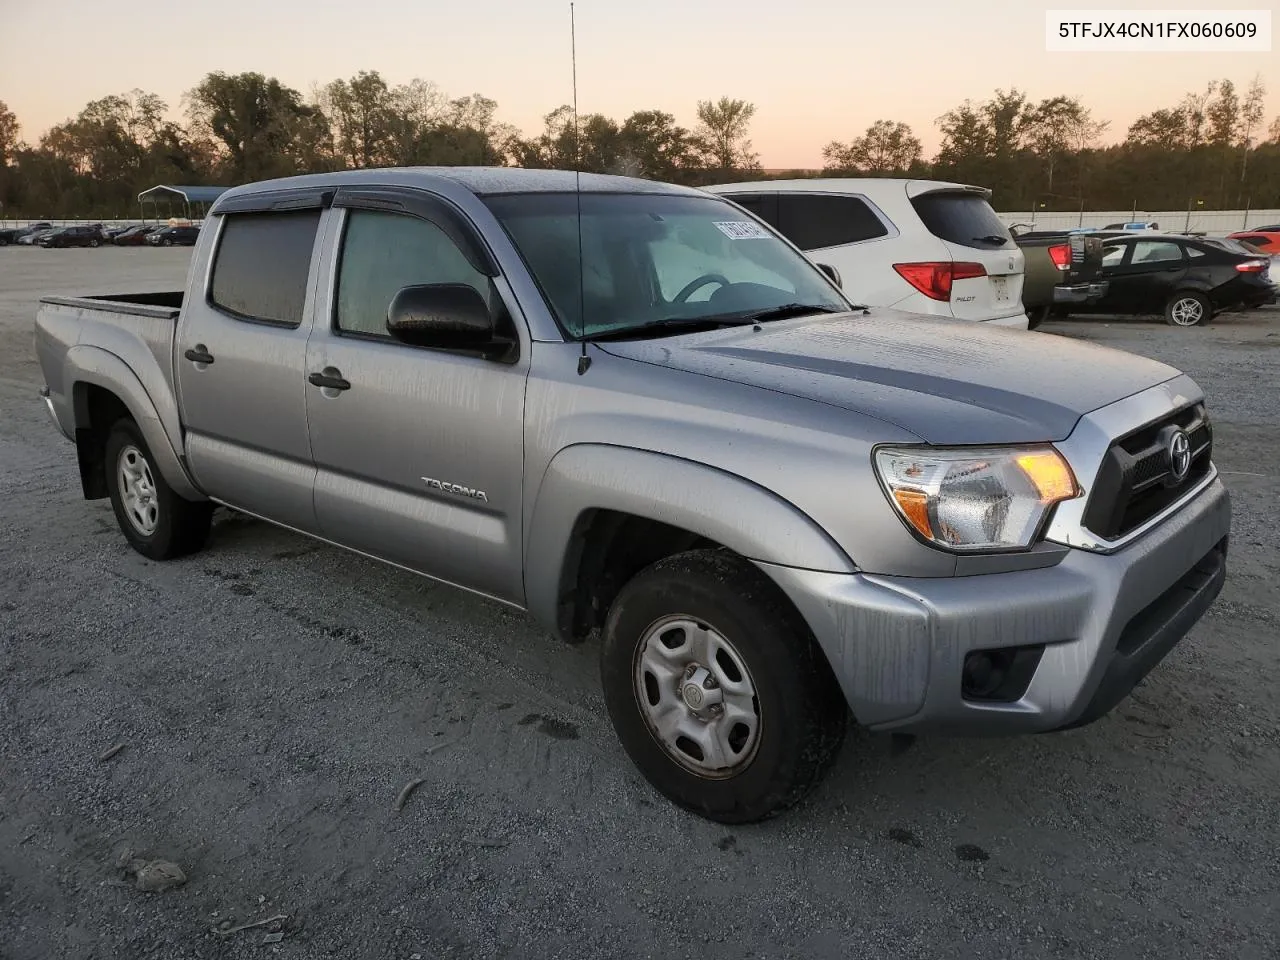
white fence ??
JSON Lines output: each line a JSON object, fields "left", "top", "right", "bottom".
{"left": 6, "top": 208, "right": 1280, "bottom": 236}
{"left": 999, "top": 208, "right": 1280, "bottom": 235}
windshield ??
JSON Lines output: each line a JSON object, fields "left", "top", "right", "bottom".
{"left": 481, "top": 192, "right": 849, "bottom": 339}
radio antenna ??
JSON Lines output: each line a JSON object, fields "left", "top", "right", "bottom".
{"left": 572, "top": 1, "right": 591, "bottom": 374}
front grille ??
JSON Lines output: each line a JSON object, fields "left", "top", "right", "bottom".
{"left": 1081, "top": 403, "right": 1213, "bottom": 540}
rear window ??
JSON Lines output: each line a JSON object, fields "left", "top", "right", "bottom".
{"left": 209, "top": 210, "right": 321, "bottom": 326}
{"left": 910, "top": 190, "right": 1012, "bottom": 249}
{"left": 775, "top": 194, "right": 889, "bottom": 250}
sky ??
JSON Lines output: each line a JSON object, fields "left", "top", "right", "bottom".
{"left": 1, "top": 0, "right": 1277, "bottom": 168}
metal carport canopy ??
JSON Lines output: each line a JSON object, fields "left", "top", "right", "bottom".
{"left": 137, "top": 185, "right": 230, "bottom": 204}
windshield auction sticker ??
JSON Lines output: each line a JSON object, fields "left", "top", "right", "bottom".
{"left": 714, "top": 221, "right": 773, "bottom": 240}
{"left": 1046, "top": 9, "right": 1271, "bottom": 51}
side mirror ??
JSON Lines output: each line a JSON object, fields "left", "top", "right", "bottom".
{"left": 817, "top": 263, "right": 842, "bottom": 288}
{"left": 386, "top": 283, "right": 513, "bottom": 360}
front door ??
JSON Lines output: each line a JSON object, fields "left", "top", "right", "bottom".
{"left": 1099, "top": 239, "right": 1188, "bottom": 313}
{"left": 303, "top": 195, "right": 528, "bottom": 605}
{"left": 175, "top": 204, "right": 326, "bottom": 533}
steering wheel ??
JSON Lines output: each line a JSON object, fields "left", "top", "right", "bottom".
{"left": 673, "top": 273, "right": 730, "bottom": 303}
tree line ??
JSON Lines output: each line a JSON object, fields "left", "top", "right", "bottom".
{"left": 1, "top": 71, "right": 1278, "bottom": 219}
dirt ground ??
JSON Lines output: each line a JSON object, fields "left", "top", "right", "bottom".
{"left": 1, "top": 247, "right": 1277, "bottom": 960}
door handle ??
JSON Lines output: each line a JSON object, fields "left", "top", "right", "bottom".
{"left": 308, "top": 370, "right": 351, "bottom": 391}
{"left": 184, "top": 345, "right": 214, "bottom": 365}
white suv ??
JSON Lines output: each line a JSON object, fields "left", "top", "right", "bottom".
{"left": 704, "top": 178, "right": 1028, "bottom": 328}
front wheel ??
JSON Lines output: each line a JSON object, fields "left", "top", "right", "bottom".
{"left": 601, "top": 549, "right": 847, "bottom": 823}
{"left": 1165, "top": 291, "right": 1212, "bottom": 327}
{"left": 105, "top": 418, "right": 213, "bottom": 560}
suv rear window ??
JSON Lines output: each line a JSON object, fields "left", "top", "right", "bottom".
{"left": 910, "top": 191, "right": 1012, "bottom": 249}
{"left": 775, "top": 194, "right": 888, "bottom": 250}
{"left": 209, "top": 210, "right": 321, "bottom": 326}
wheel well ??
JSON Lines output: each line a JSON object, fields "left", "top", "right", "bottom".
{"left": 73, "top": 383, "right": 131, "bottom": 500}
{"left": 557, "top": 510, "right": 723, "bottom": 642}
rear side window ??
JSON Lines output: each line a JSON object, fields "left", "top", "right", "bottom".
{"left": 909, "top": 191, "right": 1012, "bottom": 249}
{"left": 727, "top": 193, "right": 780, "bottom": 228}
{"left": 209, "top": 210, "right": 321, "bottom": 326}
{"left": 1130, "top": 241, "right": 1184, "bottom": 263}
{"left": 775, "top": 194, "right": 888, "bottom": 250}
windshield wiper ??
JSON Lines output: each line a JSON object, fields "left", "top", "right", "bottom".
{"left": 724, "top": 302, "right": 848, "bottom": 323}
{"left": 586, "top": 303, "right": 847, "bottom": 342}
{"left": 972, "top": 234, "right": 1011, "bottom": 245}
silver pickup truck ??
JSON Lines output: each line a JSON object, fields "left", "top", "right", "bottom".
{"left": 35, "top": 168, "right": 1230, "bottom": 823}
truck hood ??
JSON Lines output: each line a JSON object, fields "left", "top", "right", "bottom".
{"left": 598, "top": 310, "right": 1181, "bottom": 444}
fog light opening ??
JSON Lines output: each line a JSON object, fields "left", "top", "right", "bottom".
{"left": 962, "top": 645, "right": 1046, "bottom": 703}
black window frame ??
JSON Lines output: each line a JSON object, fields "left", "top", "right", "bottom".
{"left": 205, "top": 196, "right": 326, "bottom": 330}
{"left": 774, "top": 192, "right": 891, "bottom": 251}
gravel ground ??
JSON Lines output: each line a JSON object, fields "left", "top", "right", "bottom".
{"left": 1, "top": 247, "right": 1277, "bottom": 960}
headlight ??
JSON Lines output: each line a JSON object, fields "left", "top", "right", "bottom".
{"left": 874, "top": 446, "right": 1079, "bottom": 552}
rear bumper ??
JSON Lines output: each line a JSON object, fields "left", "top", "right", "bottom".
{"left": 39, "top": 386, "right": 73, "bottom": 441}
{"left": 759, "top": 476, "right": 1230, "bottom": 735}
{"left": 1053, "top": 280, "right": 1109, "bottom": 304}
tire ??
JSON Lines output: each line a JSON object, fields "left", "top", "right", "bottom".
{"left": 89, "top": 239, "right": 100, "bottom": 248}
{"left": 601, "top": 549, "right": 847, "bottom": 823}
{"left": 104, "top": 417, "right": 213, "bottom": 560}
{"left": 163, "top": 238, "right": 173, "bottom": 247}
{"left": 1026, "top": 305, "right": 1050, "bottom": 330}
{"left": 1165, "top": 291, "right": 1212, "bottom": 327}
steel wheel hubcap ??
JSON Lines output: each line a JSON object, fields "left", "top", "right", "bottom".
{"left": 1171, "top": 298, "right": 1203, "bottom": 325}
{"left": 633, "top": 616, "right": 761, "bottom": 779}
{"left": 118, "top": 444, "right": 159, "bottom": 536}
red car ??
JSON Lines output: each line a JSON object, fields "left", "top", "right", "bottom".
{"left": 1227, "top": 229, "right": 1280, "bottom": 256}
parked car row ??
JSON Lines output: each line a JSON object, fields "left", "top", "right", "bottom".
{"left": 0, "top": 222, "right": 201, "bottom": 248}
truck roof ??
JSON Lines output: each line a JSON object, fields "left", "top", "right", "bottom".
{"left": 211, "top": 166, "right": 707, "bottom": 211}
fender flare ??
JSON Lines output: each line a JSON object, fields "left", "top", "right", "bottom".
{"left": 523, "top": 443, "right": 856, "bottom": 636}
{"left": 64, "top": 344, "right": 204, "bottom": 501}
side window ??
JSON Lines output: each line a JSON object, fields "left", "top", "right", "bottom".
{"left": 1101, "top": 243, "right": 1126, "bottom": 267}
{"left": 209, "top": 210, "right": 321, "bottom": 326}
{"left": 1130, "top": 241, "right": 1184, "bottom": 264}
{"left": 1188, "top": 247, "right": 1206, "bottom": 258}
{"left": 335, "top": 209, "right": 492, "bottom": 338}
{"left": 776, "top": 194, "right": 889, "bottom": 250}
{"left": 727, "top": 193, "right": 779, "bottom": 228}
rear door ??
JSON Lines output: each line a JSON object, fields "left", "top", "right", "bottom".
{"left": 175, "top": 191, "right": 329, "bottom": 533}
{"left": 768, "top": 193, "right": 893, "bottom": 304}
{"left": 905, "top": 184, "right": 1025, "bottom": 322}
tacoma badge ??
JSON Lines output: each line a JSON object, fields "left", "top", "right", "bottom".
{"left": 421, "top": 477, "right": 488, "bottom": 502}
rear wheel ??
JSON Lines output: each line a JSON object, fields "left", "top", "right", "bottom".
{"left": 104, "top": 418, "right": 213, "bottom": 560}
{"left": 1165, "top": 291, "right": 1212, "bottom": 327}
{"left": 89, "top": 238, "right": 100, "bottom": 248}
{"left": 601, "top": 549, "right": 847, "bottom": 823}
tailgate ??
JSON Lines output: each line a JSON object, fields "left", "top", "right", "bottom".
{"left": 906, "top": 183, "right": 1025, "bottom": 322}
{"left": 1065, "top": 235, "right": 1104, "bottom": 284}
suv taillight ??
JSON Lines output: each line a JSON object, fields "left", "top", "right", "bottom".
{"left": 1235, "top": 260, "right": 1268, "bottom": 273}
{"left": 892, "top": 262, "right": 987, "bottom": 301}
{"left": 1048, "top": 243, "right": 1071, "bottom": 270}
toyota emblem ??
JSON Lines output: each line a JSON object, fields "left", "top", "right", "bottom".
{"left": 1168, "top": 429, "right": 1191, "bottom": 482}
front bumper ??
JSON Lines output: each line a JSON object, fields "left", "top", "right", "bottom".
{"left": 1053, "top": 280, "right": 1109, "bottom": 304}
{"left": 759, "top": 476, "right": 1230, "bottom": 735}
